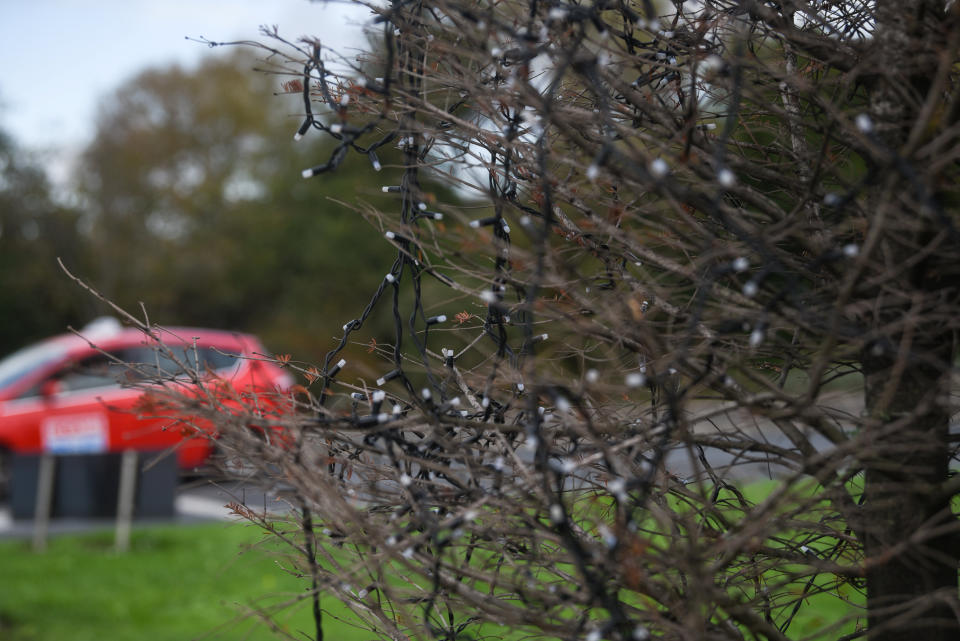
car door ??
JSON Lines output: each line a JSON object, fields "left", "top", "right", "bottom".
{"left": 0, "top": 350, "right": 147, "bottom": 457}
{"left": 116, "top": 344, "right": 220, "bottom": 468}
{"left": 0, "top": 339, "right": 226, "bottom": 470}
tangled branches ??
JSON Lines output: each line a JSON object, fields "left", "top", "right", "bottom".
{"left": 161, "top": 2, "right": 960, "bottom": 640}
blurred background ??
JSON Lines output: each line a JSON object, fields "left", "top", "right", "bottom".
{"left": 0, "top": 0, "right": 418, "bottom": 362}
{"left": 1, "top": 2, "right": 410, "bottom": 639}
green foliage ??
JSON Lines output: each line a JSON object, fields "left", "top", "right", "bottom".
{"left": 0, "top": 135, "right": 92, "bottom": 356}
{"left": 74, "top": 49, "right": 417, "bottom": 359}
{"left": 1, "top": 51, "right": 428, "bottom": 362}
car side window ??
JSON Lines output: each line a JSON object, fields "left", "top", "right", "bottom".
{"left": 59, "top": 353, "right": 127, "bottom": 392}
{"left": 17, "top": 352, "right": 126, "bottom": 398}
{"left": 122, "top": 346, "right": 240, "bottom": 381}
{"left": 15, "top": 346, "right": 242, "bottom": 398}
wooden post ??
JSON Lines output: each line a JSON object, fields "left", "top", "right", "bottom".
{"left": 114, "top": 450, "right": 138, "bottom": 553}
{"left": 32, "top": 453, "right": 56, "bottom": 552}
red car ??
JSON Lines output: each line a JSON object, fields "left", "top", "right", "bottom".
{"left": 0, "top": 318, "right": 292, "bottom": 487}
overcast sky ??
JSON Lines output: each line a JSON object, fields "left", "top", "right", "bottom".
{"left": 0, "top": 0, "right": 370, "bottom": 154}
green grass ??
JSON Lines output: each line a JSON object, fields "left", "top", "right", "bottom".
{"left": 0, "top": 476, "right": 887, "bottom": 641}
{"left": 0, "top": 522, "right": 370, "bottom": 641}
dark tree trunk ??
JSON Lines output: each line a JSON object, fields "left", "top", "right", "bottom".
{"left": 862, "top": 2, "right": 960, "bottom": 639}
{"left": 862, "top": 333, "right": 957, "bottom": 640}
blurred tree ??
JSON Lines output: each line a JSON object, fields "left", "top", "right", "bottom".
{"left": 0, "top": 131, "right": 89, "bottom": 355}
{"left": 75, "top": 50, "right": 411, "bottom": 357}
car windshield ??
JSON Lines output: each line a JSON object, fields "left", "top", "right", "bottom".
{"left": 0, "top": 340, "right": 68, "bottom": 391}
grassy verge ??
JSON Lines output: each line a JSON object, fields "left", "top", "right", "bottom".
{"left": 0, "top": 521, "right": 369, "bottom": 641}
{"left": 1, "top": 475, "right": 888, "bottom": 640}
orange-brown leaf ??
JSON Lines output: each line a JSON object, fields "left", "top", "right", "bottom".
{"left": 281, "top": 79, "right": 304, "bottom": 94}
